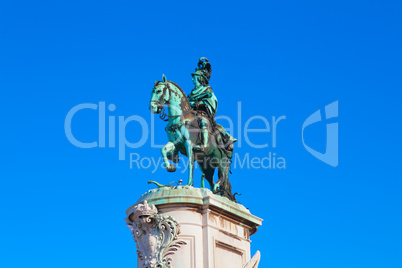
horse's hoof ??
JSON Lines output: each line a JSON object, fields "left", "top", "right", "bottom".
{"left": 212, "top": 184, "right": 220, "bottom": 194}
{"left": 167, "top": 164, "right": 176, "bottom": 172}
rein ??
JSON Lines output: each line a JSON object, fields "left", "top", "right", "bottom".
{"left": 159, "top": 106, "right": 167, "bottom": 121}
{"left": 159, "top": 106, "right": 177, "bottom": 122}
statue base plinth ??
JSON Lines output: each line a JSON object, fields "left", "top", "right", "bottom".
{"left": 126, "top": 186, "right": 262, "bottom": 268}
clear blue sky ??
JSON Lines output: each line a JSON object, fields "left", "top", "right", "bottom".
{"left": 1, "top": 1, "right": 401, "bottom": 267}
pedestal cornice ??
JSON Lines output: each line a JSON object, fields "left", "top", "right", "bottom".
{"left": 127, "top": 186, "right": 263, "bottom": 230}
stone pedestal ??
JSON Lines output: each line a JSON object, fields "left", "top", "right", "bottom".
{"left": 126, "top": 186, "right": 262, "bottom": 268}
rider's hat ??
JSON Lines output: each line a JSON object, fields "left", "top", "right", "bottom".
{"left": 191, "top": 57, "right": 212, "bottom": 84}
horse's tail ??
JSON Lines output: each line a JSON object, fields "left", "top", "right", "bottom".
{"left": 219, "top": 177, "right": 236, "bottom": 201}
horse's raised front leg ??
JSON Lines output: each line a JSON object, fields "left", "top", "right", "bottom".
{"left": 161, "top": 141, "right": 176, "bottom": 172}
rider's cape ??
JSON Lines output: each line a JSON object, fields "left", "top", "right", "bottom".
{"left": 188, "top": 85, "right": 217, "bottom": 118}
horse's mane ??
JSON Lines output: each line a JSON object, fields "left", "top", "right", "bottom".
{"left": 155, "top": 80, "right": 188, "bottom": 101}
{"left": 168, "top": 81, "right": 187, "bottom": 98}
{"left": 155, "top": 80, "right": 191, "bottom": 113}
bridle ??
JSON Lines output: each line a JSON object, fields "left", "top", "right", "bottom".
{"left": 151, "top": 81, "right": 181, "bottom": 122}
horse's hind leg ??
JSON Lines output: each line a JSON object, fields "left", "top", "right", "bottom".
{"left": 214, "top": 158, "right": 232, "bottom": 199}
{"left": 214, "top": 168, "right": 223, "bottom": 194}
{"left": 161, "top": 141, "right": 176, "bottom": 172}
{"left": 204, "top": 168, "right": 215, "bottom": 191}
{"left": 198, "top": 158, "right": 215, "bottom": 191}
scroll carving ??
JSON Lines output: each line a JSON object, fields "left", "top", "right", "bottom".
{"left": 126, "top": 201, "right": 187, "bottom": 268}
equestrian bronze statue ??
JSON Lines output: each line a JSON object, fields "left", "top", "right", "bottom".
{"left": 148, "top": 58, "right": 237, "bottom": 201}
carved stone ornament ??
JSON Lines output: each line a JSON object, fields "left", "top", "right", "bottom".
{"left": 125, "top": 201, "right": 187, "bottom": 268}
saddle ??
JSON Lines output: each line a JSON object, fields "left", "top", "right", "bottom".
{"left": 190, "top": 106, "right": 235, "bottom": 157}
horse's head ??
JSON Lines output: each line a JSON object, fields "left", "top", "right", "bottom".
{"left": 149, "top": 74, "right": 170, "bottom": 114}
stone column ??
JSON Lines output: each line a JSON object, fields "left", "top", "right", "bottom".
{"left": 126, "top": 186, "right": 262, "bottom": 268}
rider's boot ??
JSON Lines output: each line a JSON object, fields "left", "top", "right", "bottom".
{"left": 195, "top": 119, "right": 209, "bottom": 153}
{"left": 201, "top": 128, "right": 208, "bottom": 152}
{"left": 194, "top": 129, "right": 209, "bottom": 153}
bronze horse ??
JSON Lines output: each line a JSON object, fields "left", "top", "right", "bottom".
{"left": 149, "top": 75, "right": 235, "bottom": 201}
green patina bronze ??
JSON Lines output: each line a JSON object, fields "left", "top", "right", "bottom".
{"left": 148, "top": 58, "right": 237, "bottom": 201}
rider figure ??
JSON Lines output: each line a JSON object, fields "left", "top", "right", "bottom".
{"left": 188, "top": 58, "right": 236, "bottom": 152}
